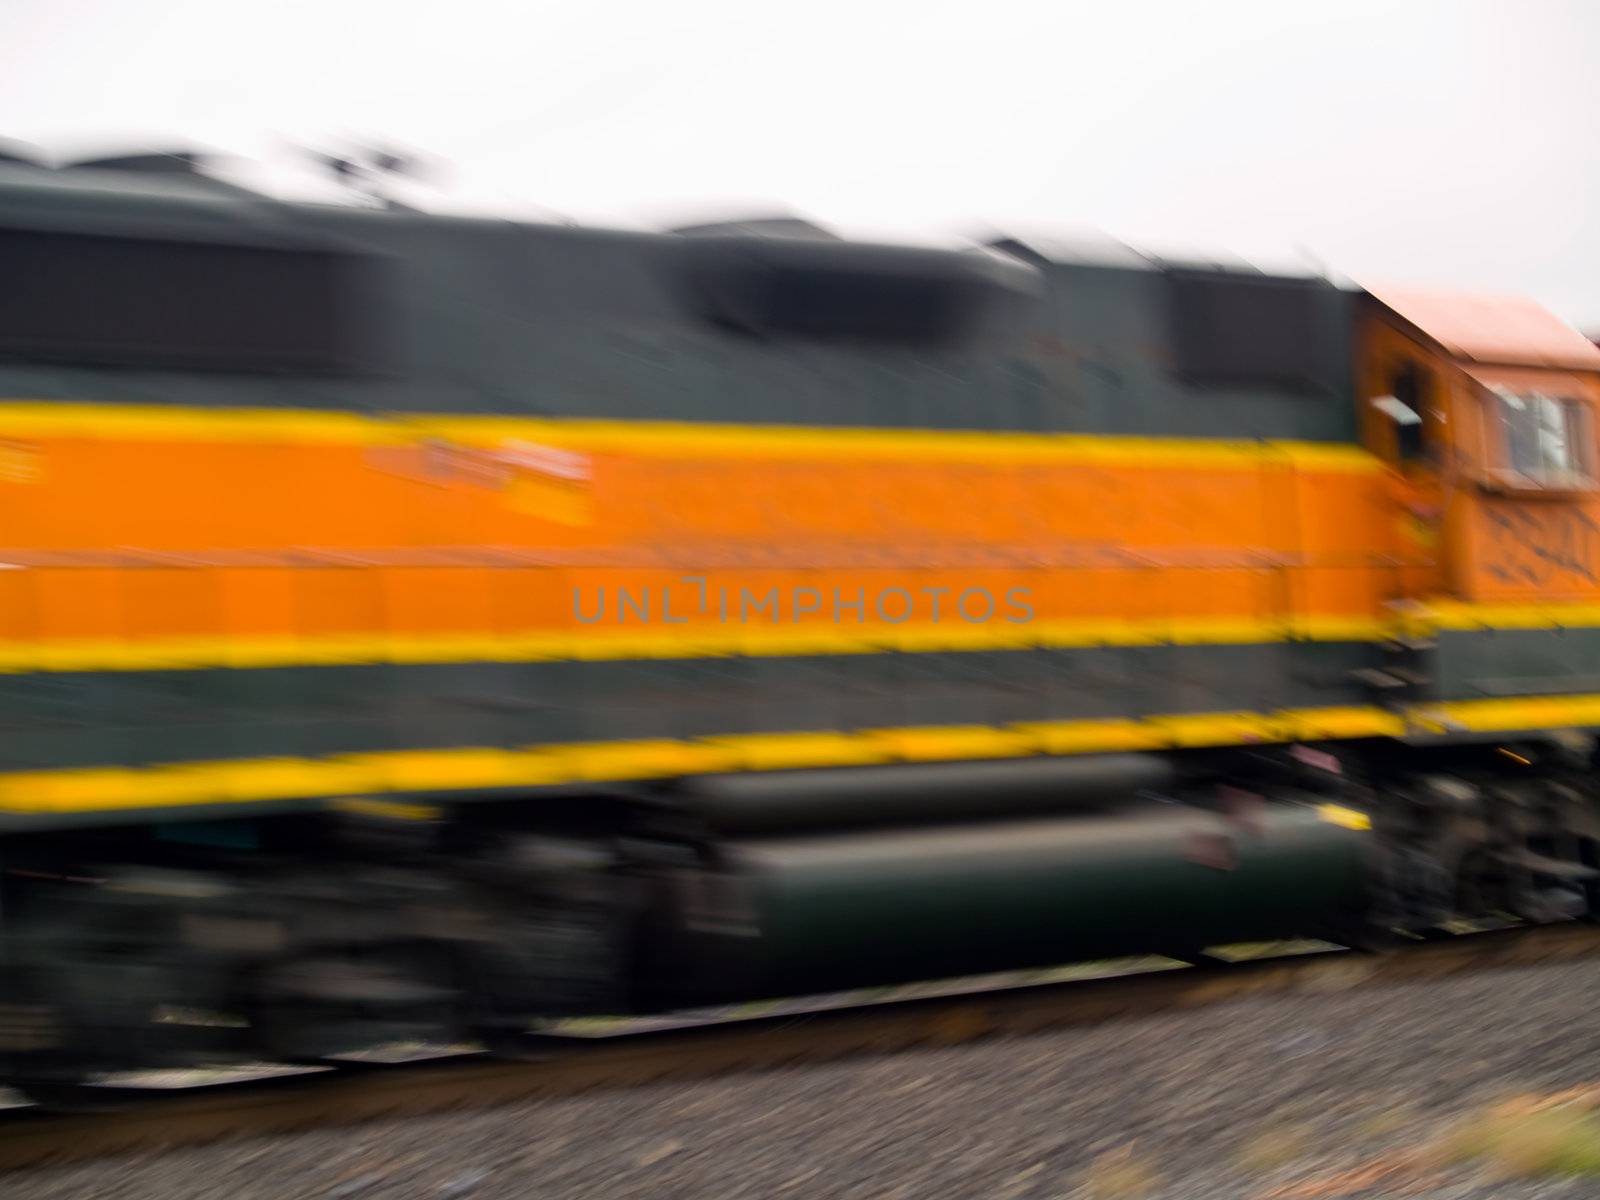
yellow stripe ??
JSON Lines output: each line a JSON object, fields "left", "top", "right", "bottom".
{"left": 1407, "top": 693, "right": 1600, "bottom": 736}
{"left": 2, "top": 693, "right": 1596, "bottom": 816}
{"left": 1316, "top": 804, "right": 1372, "bottom": 831}
{"left": 1416, "top": 601, "right": 1600, "bottom": 633}
{"left": 1278, "top": 705, "right": 1406, "bottom": 740}
{"left": 857, "top": 725, "right": 1039, "bottom": 761}
{"left": 0, "top": 615, "right": 1391, "bottom": 676}
{"left": 0, "top": 401, "right": 1380, "bottom": 472}
{"left": 416, "top": 416, "right": 1381, "bottom": 472}
{"left": 698, "top": 731, "right": 895, "bottom": 771}
{"left": 0, "top": 403, "right": 400, "bottom": 444}
{"left": 0, "top": 702, "right": 1394, "bottom": 816}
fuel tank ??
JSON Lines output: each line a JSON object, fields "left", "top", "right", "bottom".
{"left": 674, "top": 754, "right": 1179, "bottom": 834}
{"left": 639, "top": 799, "right": 1369, "bottom": 1007}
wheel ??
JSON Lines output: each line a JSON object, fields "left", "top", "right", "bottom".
{"left": 241, "top": 943, "right": 470, "bottom": 1064}
{"left": 2, "top": 879, "right": 200, "bottom": 1082}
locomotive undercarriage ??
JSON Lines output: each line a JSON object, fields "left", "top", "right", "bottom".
{"left": 1362, "top": 742, "right": 1600, "bottom": 934}
{"left": 2, "top": 739, "right": 1598, "bottom": 1105}
{"left": 0, "top": 809, "right": 648, "bottom": 1097}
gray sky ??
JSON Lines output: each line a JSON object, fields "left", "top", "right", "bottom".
{"left": 4, "top": 0, "right": 1598, "bottom": 328}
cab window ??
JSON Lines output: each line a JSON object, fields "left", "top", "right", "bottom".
{"left": 1489, "top": 387, "right": 1592, "bottom": 487}
{"left": 1372, "top": 358, "right": 1432, "bottom": 465}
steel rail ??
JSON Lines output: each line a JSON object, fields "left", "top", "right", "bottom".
{"left": 2, "top": 922, "right": 1597, "bottom": 1172}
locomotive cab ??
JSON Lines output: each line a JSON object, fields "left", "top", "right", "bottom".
{"left": 1359, "top": 288, "right": 1600, "bottom": 645}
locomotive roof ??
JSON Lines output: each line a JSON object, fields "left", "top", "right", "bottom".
{"left": 0, "top": 160, "right": 269, "bottom": 220}
{"left": 1364, "top": 283, "right": 1600, "bottom": 372}
{"left": 0, "top": 161, "right": 1331, "bottom": 288}
{"left": 0, "top": 159, "right": 512, "bottom": 242}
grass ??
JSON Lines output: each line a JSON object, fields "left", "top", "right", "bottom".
{"left": 1081, "top": 1145, "right": 1163, "bottom": 1199}
{"left": 1238, "top": 1124, "right": 1316, "bottom": 1172}
{"left": 1351, "top": 1105, "right": 1416, "bottom": 1142}
{"left": 1433, "top": 1097, "right": 1600, "bottom": 1179}
{"left": 1247, "top": 1092, "right": 1600, "bottom": 1198}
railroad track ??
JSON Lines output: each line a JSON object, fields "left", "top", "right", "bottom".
{"left": 3, "top": 922, "right": 1600, "bottom": 1172}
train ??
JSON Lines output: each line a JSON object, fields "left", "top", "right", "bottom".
{"left": 1, "top": 147, "right": 1599, "bottom": 1100}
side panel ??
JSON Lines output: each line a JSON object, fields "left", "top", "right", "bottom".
{"left": 0, "top": 412, "right": 1396, "bottom": 813}
{"left": 0, "top": 412, "right": 1388, "bottom": 665}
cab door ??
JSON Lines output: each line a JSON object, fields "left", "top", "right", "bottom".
{"left": 1361, "top": 330, "right": 1453, "bottom": 601}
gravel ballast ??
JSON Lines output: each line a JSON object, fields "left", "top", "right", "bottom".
{"left": 11, "top": 959, "right": 1600, "bottom": 1199}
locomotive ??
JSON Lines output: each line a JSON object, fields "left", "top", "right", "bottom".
{"left": 1, "top": 148, "right": 1599, "bottom": 1098}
